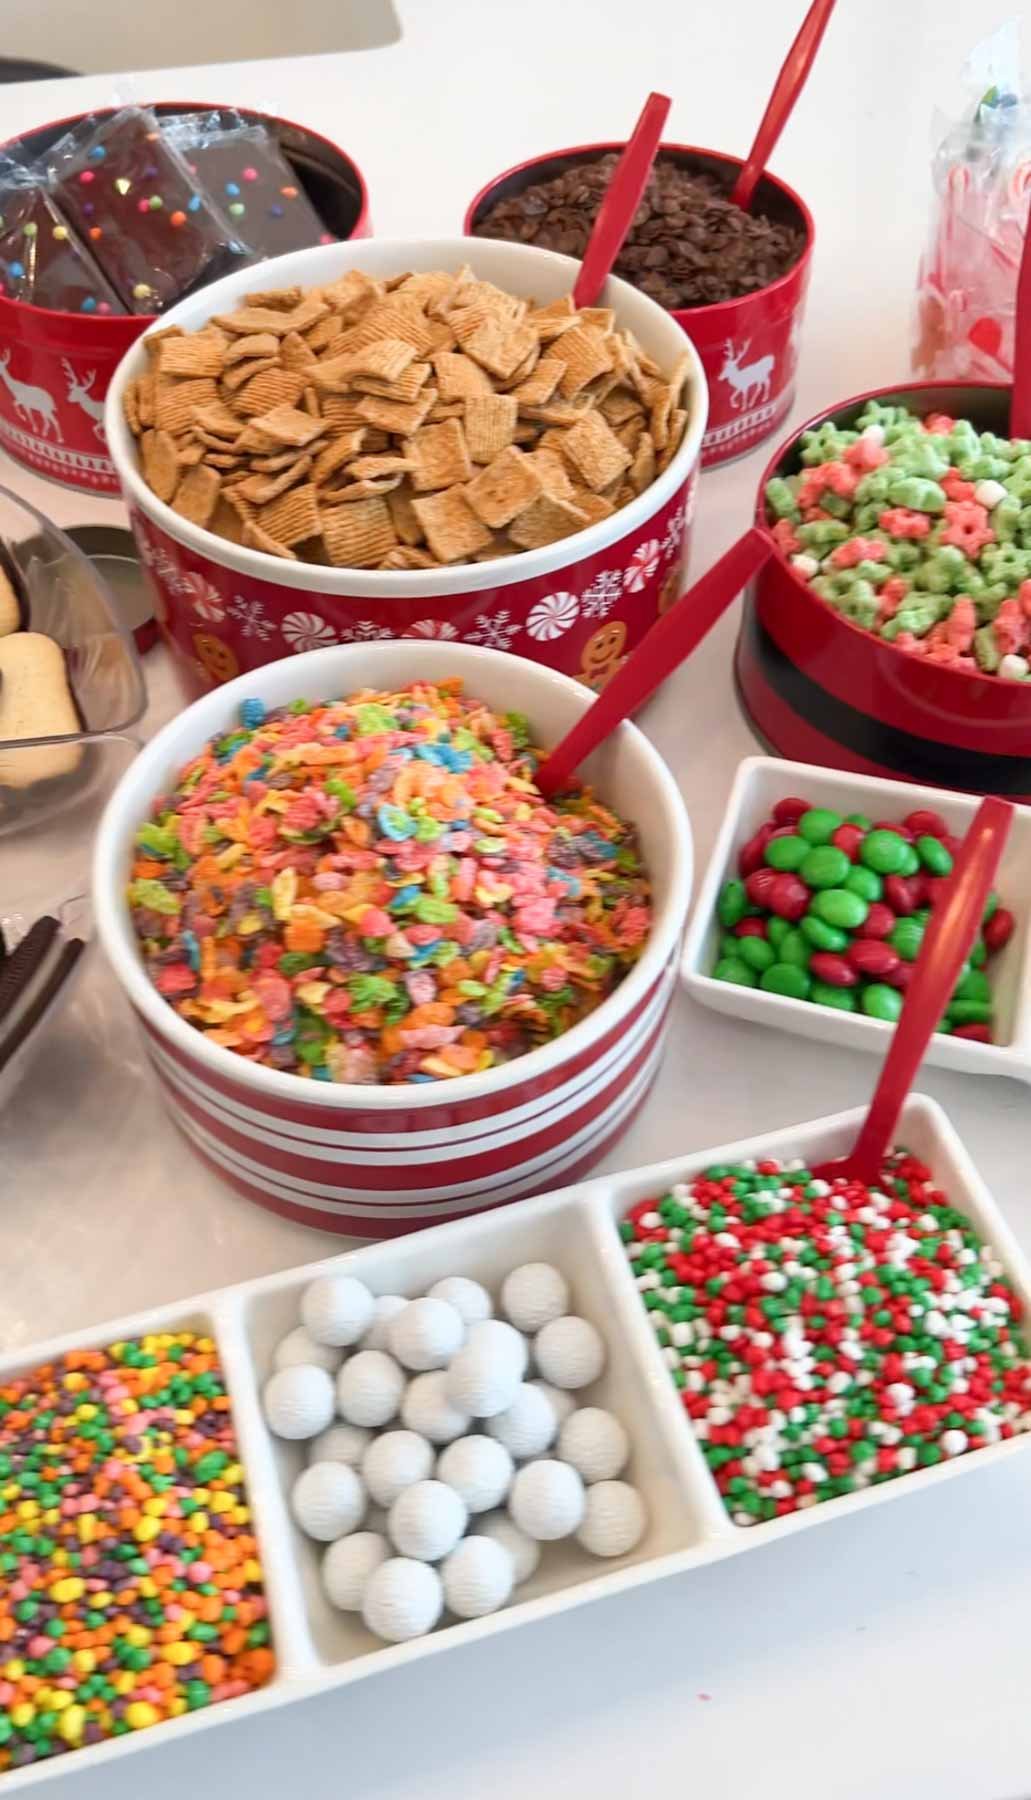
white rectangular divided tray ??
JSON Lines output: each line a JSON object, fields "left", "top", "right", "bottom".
{"left": 7, "top": 1094, "right": 1031, "bottom": 1791}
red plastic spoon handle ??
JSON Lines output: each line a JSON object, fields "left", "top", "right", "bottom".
{"left": 815, "top": 795, "right": 1012, "bottom": 1186}
{"left": 730, "top": 0, "right": 838, "bottom": 211}
{"left": 1010, "top": 214, "right": 1031, "bottom": 437}
{"left": 572, "top": 91, "right": 671, "bottom": 308}
{"left": 535, "top": 526, "right": 772, "bottom": 798}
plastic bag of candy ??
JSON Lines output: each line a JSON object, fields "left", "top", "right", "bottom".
{"left": 0, "top": 153, "right": 123, "bottom": 315}
{"left": 162, "top": 109, "right": 334, "bottom": 262}
{"left": 913, "top": 20, "right": 1031, "bottom": 382}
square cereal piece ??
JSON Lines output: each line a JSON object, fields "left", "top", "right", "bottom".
{"left": 144, "top": 325, "right": 184, "bottom": 365}
{"left": 257, "top": 481, "right": 321, "bottom": 547}
{"left": 465, "top": 446, "right": 543, "bottom": 529}
{"left": 347, "top": 454, "right": 414, "bottom": 480}
{"left": 548, "top": 324, "right": 614, "bottom": 398}
{"left": 338, "top": 336, "right": 419, "bottom": 383}
{"left": 221, "top": 356, "right": 279, "bottom": 392}
{"left": 600, "top": 387, "right": 645, "bottom": 428}
{"left": 159, "top": 331, "right": 227, "bottom": 378}
{"left": 629, "top": 431, "right": 657, "bottom": 493}
{"left": 244, "top": 285, "right": 303, "bottom": 310}
{"left": 254, "top": 405, "right": 326, "bottom": 447}
{"left": 379, "top": 546, "right": 440, "bottom": 570}
{"left": 176, "top": 442, "right": 206, "bottom": 467}
{"left": 511, "top": 361, "right": 564, "bottom": 406}
{"left": 507, "top": 493, "right": 589, "bottom": 550}
{"left": 387, "top": 481, "right": 425, "bottom": 546}
{"left": 280, "top": 330, "right": 318, "bottom": 373}
{"left": 650, "top": 384, "right": 674, "bottom": 451}
{"left": 352, "top": 362, "right": 431, "bottom": 404}
{"left": 320, "top": 476, "right": 403, "bottom": 504}
{"left": 155, "top": 377, "right": 218, "bottom": 435}
{"left": 462, "top": 320, "right": 537, "bottom": 381}
{"left": 320, "top": 394, "right": 368, "bottom": 434}
{"left": 222, "top": 332, "right": 280, "bottom": 367}
{"left": 215, "top": 304, "right": 311, "bottom": 337}
{"left": 234, "top": 368, "right": 307, "bottom": 418}
{"left": 405, "top": 418, "right": 473, "bottom": 492}
{"left": 577, "top": 307, "right": 615, "bottom": 335}
{"left": 397, "top": 271, "right": 456, "bottom": 309}
{"left": 410, "top": 488, "right": 492, "bottom": 563}
{"left": 560, "top": 410, "right": 632, "bottom": 491}
{"left": 321, "top": 497, "right": 397, "bottom": 568}
{"left": 567, "top": 488, "right": 615, "bottom": 526}
{"left": 356, "top": 388, "right": 438, "bottom": 435}
{"left": 170, "top": 462, "right": 222, "bottom": 527}
{"left": 431, "top": 351, "right": 493, "bottom": 402}
{"left": 463, "top": 393, "right": 518, "bottom": 464}
{"left": 243, "top": 520, "right": 299, "bottom": 560}
{"left": 312, "top": 430, "right": 367, "bottom": 484}
{"left": 526, "top": 447, "right": 574, "bottom": 498}
{"left": 141, "top": 429, "right": 180, "bottom": 504}
{"left": 319, "top": 268, "right": 383, "bottom": 318}
{"left": 236, "top": 458, "right": 313, "bottom": 504}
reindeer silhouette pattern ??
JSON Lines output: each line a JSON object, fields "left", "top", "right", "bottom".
{"left": 62, "top": 360, "right": 106, "bottom": 442}
{"left": 719, "top": 338, "right": 775, "bottom": 412}
{"left": 0, "top": 350, "right": 62, "bottom": 440}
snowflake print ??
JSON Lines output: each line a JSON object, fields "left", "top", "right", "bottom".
{"left": 228, "top": 594, "right": 275, "bottom": 642}
{"left": 180, "top": 571, "right": 227, "bottom": 623}
{"left": 526, "top": 591, "right": 580, "bottom": 641}
{"left": 623, "top": 538, "right": 661, "bottom": 594}
{"left": 339, "top": 620, "right": 394, "bottom": 642}
{"left": 402, "top": 619, "right": 460, "bottom": 640}
{"left": 581, "top": 570, "right": 623, "bottom": 618}
{"left": 466, "top": 611, "right": 517, "bottom": 652}
{"left": 281, "top": 610, "right": 337, "bottom": 653}
{"left": 150, "top": 547, "right": 191, "bottom": 597}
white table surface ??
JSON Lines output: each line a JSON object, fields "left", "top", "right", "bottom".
{"left": 3, "top": 6, "right": 1030, "bottom": 1797}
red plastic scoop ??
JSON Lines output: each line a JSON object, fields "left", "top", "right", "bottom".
{"left": 572, "top": 91, "right": 671, "bottom": 309}
{"left": 1009, "top": 213, "right": 1031, "bottom": 437}
{"left": 534, "top": 527, "right": 772, "bottom": 797}
{"left": 811, "top": 795, "right": 1012, "bottom": 1185}
{"left": 729, "top": 0, "right": 838, "bottom": 212}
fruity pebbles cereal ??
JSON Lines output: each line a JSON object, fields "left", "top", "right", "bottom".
{"left": 129, "top": 680, "right": 652, "bottom": 1084}
{"left": 0, "top": 1332, "right": 271, "bottom": 1771}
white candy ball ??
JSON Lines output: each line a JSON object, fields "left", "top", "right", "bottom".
{"left": 291, "top": 1461, "right": 365, "bottom": 1541}
{"left": 530, "top": 1380, "right": 577, "bottom": 1428}
{"left": 478, "top": 1511, "right": 540, "bottom": 1585}
{"left": 975, "top": 477, "right": 1007, "bottom": 510}
{"left": 485, "top": 1383, "right": 557, "bottom": 1460}
{"left": 1000, "top": 653, "right": 1030, "bottom": 682}
{"left": 446, "top": 1321, "right": 526, "bottom": 1418}
{"left": 388, "top": 1298, "right": 466, "bottom": 1372}
{"left": 308, "top": 1422, "right": 371, "bottom": 1468}
{"left": 389, "top": 1480, "right": 467, "bottom": 1561}
{"left": 576, "top": 1481, "right": 646, "bottom": 1558}
{"left": 335, "top": 1351, "right": 405, "bottom": 1428}
{"left": 508, "top": 1459, "right": 584, "bottom": 1541}
{"left": 401, "top": 1371, "right": 471, "bottom": 1444}
{"left": 436, "top": 1435, "right": 514, "bottom": 1513}
{"left": 362, "top": 1430, "right": 434, "bottom": 1507}
{"left": 501, "top": 1263, "right": 569, "bottom": 1334}
{"left": 361, "top": 1295, "right": 409, "bottom": 1352}
{"left": 362, "top": 1558, "right": 443, "bottom": 1642}
{"left": 272, "top": 1326, "right": 340, "bottom": 1375}
{"left": 427, "top": 1276, "right": 493, "bottom": 1325}
{"left": 558, "top": 1408, "right": 629, "bottom": 1484}
{"left": 534, "top": 1316, "right": 605, "bottom": 1389}
{"left": 263, "top": 1365, "right": 335, "bottom": 1440}
{"left": 442, "top": 1536, "right": 514, "bottom": 1619}
{"left": 301, "top": 1275, "right": 375, "bottom": 1347}
{"left": 322, "top": 1532, "right": 389, "bottom": 1612}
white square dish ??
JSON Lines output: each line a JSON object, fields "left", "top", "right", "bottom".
{"left": 680, "top": 756, "right": 1031, "bottom": 1080}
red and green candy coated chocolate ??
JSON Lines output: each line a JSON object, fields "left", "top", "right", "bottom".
{"left": 621, "top": 1151, "right": 1031, "bottom": 1524}
{"left": 713, "top": 797, "right": 1014, "bottom": 1036}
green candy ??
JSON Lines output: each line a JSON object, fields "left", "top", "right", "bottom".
{"left": 860, "top": 828, "right": 909, "bottom": 874}
{"left": 800, "top": 915, "right": 849, "bottom": 952}
{"left": 797, "top": 807, "right": 843, "bottom": 844}
{"left": 799, "top": 845, "right": 851, "bottom": 889}
{"left": 777, "top": 928, "right": 811, "bottom": 967}
{"left": 890, "top": 918, "right": 925, "bottom": 962}
{"left": 760, "top": 963, "right": 811, "bottom": 1000}
{"left": 917, "top": 834, "right": 953, "bottom": 876}
{"left": 713, "top": 958, "right": 756, "bottom": 987}
{"left": 844, "top": 812, "right": 873, "bottom": 830}
{"left": 843, "top": 864, "right": 882, "bottom": 901}
{"left": 737, "top": 936, "right": 776, "bottom": 973}
{"left": 764, "top": 835, "right": 809, "bottom": 871}
{"left": 717, "top": 880, "right": 747, "bottom": 927}
{"left": 766, "top": 916, "right": 790, "bottom": 949}
{"left": 897, "top": 843, "right": 921, "bottom": 877}
{"left": 948, "top": 998, "right": 993, "bottom": 1025}
{"left": 862, "top": 983, "right": 904, "bottom": 1022}
{"left": 810, "top": 888, "right": 869, "bottom": 930}
{"left": 809, "top": 980, "right": 858, "bottom": 1012}
{"left": 953, "top": 967, "right": 991, "bottom": 1005}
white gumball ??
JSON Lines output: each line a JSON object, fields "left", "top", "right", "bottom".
{"left": 362, "top": 1430, "right": 434, "bottom": 1508}
{"left": 501, "top": 1263, "right": 569, "bottom": 1335}
{"left": 263, "top": 1365, "right": 335, "bottom": 1441}
{"left": 436, "top": 1436, "right": 513, "bottom": 1513}
{"left": 558, "top": 1408, "right": 629, "bottom": 1484}
{"left": 388, "top": 1480, "right": 467, "bottom": 1561}
{"left": 485, "top": 1383, "right": 557, "bottom": 1460}
{"left": 291, "top": 1462, "right": 365, "bottom": 1541}
{"left": 308, "top": 1422, "right": 372, "bottom": 1468}
{"left": 322, "top": 1532, "right": 389, "bottom": 1612}
{"left": 401, "top": 1371, "right": 471, "bottom": 1444}
{"left": 361, "top": 1295, "right": 408, "bottom": 1352}
{"left": 441, "top": 1537, "right": 514, "bottom": 1619}
{"left": 446, "top": 1321, "right": 526, "bottom": 1418}
{"left": 362, "top": 1558, "right": 443, "bottom": 1642}
{"left": 335, "top": 1351, "right": 405, "bottom": 1428}
{"left": 427, "top": 1277, "right": 493, "bottom": 1325}
{"left": 301, "top": 1275, "right": 375, "bottom": 1347}
{"left": 508, "top": 1459, "right": 584, "bottom": 1541}
{"left": 534, "top": 1316, "right": 605, "bottom": 1389}
{"left": 576, "top": 1481, "right": 646, "bottom": 1558}
{"left": 272, "top": 1327, "right": 340, "bottom": 1375}
{"left": 530, "top": 1380, "right": 576, "bottom": 1429}
{"left": 478, "top": 1511, "right": 540, "bottom": 1584}
{"left": 388, "top": 1298, "right": 466, "bottom": 1372}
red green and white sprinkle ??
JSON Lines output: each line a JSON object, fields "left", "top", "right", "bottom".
{"left": 621, "top": 1152, "right": 1031, "bottom": 1525}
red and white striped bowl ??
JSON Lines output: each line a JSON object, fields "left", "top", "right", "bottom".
{"left": 92, "top": 640, "right": 691, "bottom": 1235}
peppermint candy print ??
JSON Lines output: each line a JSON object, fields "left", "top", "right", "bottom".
{"left": 581, "top": 570, "right": 623, "bottom": 618}
{"left": 180, "top": 572, "right": 227, "bottom": 623}
{"left": 466, "top": 611, "right": 517, "bottom": 651}
{"left": 228, "top": 595, "right": 274, "bottom": 642}
{"left": 281, "top": 610, "right": 337, "bottom": 653}
{"left": 339, "top": 620, "right": 394, "bottom": 642}
{"left": 525, "top": 591, "right": 580, "bottom": 641}
{"left": 402, "top": 619, "right": 460, "bottom": 640}
{"left": 662, "top": 507, "right": 687, "bottom": 557}
{"left": 623, "top": 538, "right": 661, "bottom": 593}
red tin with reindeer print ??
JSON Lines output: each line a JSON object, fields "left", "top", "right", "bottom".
{"left": 465, "top": 142, "right": 814, "bottom": 469}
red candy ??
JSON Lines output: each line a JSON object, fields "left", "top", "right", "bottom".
{"left": 904, "top": 808, "right": 948, "bottom": 838}
{"left": 856, "top": 902, "right": 897, "bottom": 939}
{"left": 809, "top": 952, "right": 858, "bottom": 987}
{"left": 739, "top": 824, "right": 774, "bottom": 876}
{"left": 847, "top": 940, "right": 901, "bottom": 979}
{"left": 744, "top": 867, "right": 780, "bottom": 908}
{"left": 951, "top": 1023, "right": 994, "bottom": 1043}
{"left": 772, "top": 796, "right": 811, "bottom": 826}
{"left": 873, "top": 820, "right": 913, "bottom": 840}
{"left": 734, "top": 918, "right": 768, "bottom": 939}
{"left": 884, "top": 875, "right": 921, "bottom": 916}
{"left": 985, "top": 908, "right": 1015, "bottom": 953}
{"left": 767, "top": 873, "right": 809, "bottom": 921}
{"left": 885, "top": 961, "right": 913, "bottom": 990}
{"left": 831, "top": 823, "right": 864, "bottom": 859}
